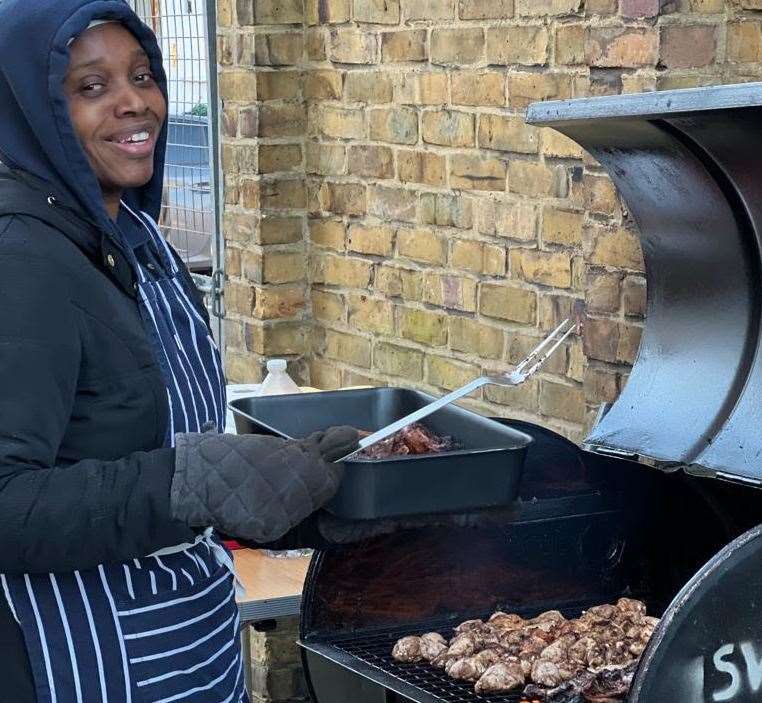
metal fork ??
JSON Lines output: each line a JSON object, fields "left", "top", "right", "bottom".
{"left": 338, "top": 318, "right": 577, "bottom": 462}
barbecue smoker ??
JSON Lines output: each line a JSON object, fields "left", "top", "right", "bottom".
{"left": 297, "top": 83, "right": 762, "bottom": 703}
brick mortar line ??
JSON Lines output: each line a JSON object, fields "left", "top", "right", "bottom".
{"left": 308, "top": 354, "right": 588, "bottom": 431}
{"left": 218, "top": 1, "right": 752, "bottom": 424}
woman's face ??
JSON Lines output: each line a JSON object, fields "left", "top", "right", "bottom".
{"left": 64, "top": 23, "right": 166, "bottom": 197}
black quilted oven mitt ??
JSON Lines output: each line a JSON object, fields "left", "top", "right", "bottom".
{"left": 314, "top": 425, "right": 360, "bottom": 462}
{"left": 170, "top": 427, "right": 359, "bottom": 543}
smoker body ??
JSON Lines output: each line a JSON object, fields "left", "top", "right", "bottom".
{"left": 299, "top": 83, "right": 762, "bottom": 703}
{"left": 300, "top": 424, "right": 761, "bottom": 702}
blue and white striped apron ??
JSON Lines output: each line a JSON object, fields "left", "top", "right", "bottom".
{"left": 2, "top": 206, "right": 248, "bottom": 703}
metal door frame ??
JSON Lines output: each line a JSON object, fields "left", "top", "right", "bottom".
{"left": 200, "top": 0, "right": 224, "bottom": 346}
{"left": 128, "top": 0, "right": 225, "bottom": 349}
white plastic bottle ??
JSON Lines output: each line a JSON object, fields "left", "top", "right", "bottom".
{"left": 257, "top": 359, "right": 301, "bottom": 396}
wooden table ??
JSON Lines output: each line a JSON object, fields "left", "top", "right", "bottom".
{"left": 234, "top": 547, "right": 311, "bottom": 623}
{"left": 234, "top": 548, "right": 311, "bottom": 694}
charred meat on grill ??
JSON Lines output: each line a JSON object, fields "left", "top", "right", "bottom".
{"left": 489, "top": 612, "right": 526, "bottom": 633}
{"left": 522, "top": 662, "right": 638, "bottom": 702}
{"left": 531, "top": 659, "right": 579, "bottom": 687}
{"left": 442, "top": 632, "right": 481, "bottom": 659}
{"left": 454, "top": 619, "right": 485, "bottom": 634}
{"left": 475, "top": 661, "right": 526, "bottom": 694}
{"left": 583, "top": 662, "right": 638, "bottom": 702}
{"left": 392, "top": 599, "right": 656, "bottom": 699}
{"left": 356, "top": 423, "right": 458, "bottom": 459}
{"left": 391, "top": 635, "right": 422, "bottom": 663}
{"left": 448, "top": 655, "right": 492, "bottom": 682}
{"left": 418, "top": 632, "right": 448, "bottom": 661}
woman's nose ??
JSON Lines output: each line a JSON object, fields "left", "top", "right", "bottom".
{"left": 114, "top": 82, "right": 149, "bottom": 116}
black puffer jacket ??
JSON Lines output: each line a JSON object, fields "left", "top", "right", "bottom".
{"left": 0, "top": 166, "right": 200, "bottom": 697}
{"left": 0, "top": 165, "right": 200, "bottom": 574}
{"left": 0, "top": 1, "right": 215, "bottom": 695}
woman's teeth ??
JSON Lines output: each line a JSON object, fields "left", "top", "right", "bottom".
{"left": 119, "top": 131, "right": 150, "bottom": 144}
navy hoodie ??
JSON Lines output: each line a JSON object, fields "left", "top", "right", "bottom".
{"left": 0, "top": 3, "right": 202, "bottom": 697}
{"left": 0, "top": 0, "right": 168, "bottom": 237}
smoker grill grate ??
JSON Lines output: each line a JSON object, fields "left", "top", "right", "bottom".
{"left": 324, "top": 623, "right": 528, "bottom": 703}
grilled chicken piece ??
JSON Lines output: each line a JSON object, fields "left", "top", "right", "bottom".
{"left": 392, "top": 600, "right": 655, "bottom": 700}
{"left": 501, "top": 628, "right": 526, "bottom": 649}
{"left": 475, "top": 661, "right": 525, "bottom": 694}
{"left": 530, "top": 659, "right": 575, "bottom": 687}
{"left": 444, "top": 657, "right": 459, "bottom": 675}
{"left": 524, "top": 670, "right": 597, "bottom": 702}
{"left": 448, "top": 656, "right": 489, "bottom": 682}
{"left": 582, "top": 662, "right": 638, "bottom": 701}
{"left": 585, "top": 604, "right": 618, "bottom": 623}
{"left": 447, "top": 632, "right": 480, "bottom": 658}
{"left": 572, "top": 615, "right": 595, "bottom": 635}
{"left": 642, "top": 616, "right": 659, "bottom": 629}
{"left": 419, "top": 632, "right": 448, "bottom": 661}
{"left": 615, "top": 598, "right": 646, "bottom": 617}
{"left": 517, "top": 635, "right": 549, "bottom": 657}
{"left": 640, "top": 616, "right": 659, "bottom": 639}
{"left": 489, "top": 612, "right": 525, "bottom": 633}
{"left": 392, "top": 636, "right": 422, "bottom": 663}
{"left": 462, "top": 625, "right": 501, "bottom": 650}
{"left": 454, "top": 619, "right": 484, "bottom": 634}
{"left": 430, "top": 650, "right": 450, "bottom": 669}
{"left": 517, "top": 656, "right": 535, "bottom": 678}
{"left": 539, "top": 634, "right": 577, "bottom": 664}
{"left": 602, "top": 640, "right": 632, "bottom": 666}
{"left": 525, "top": 619, "right": 563, "bottom": 642}
{"left": 569, "top": 636, "right": 604, "bottom": 669}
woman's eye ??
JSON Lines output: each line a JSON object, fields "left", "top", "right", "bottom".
{"left": 81, "top": 82, "right": 105, "bottom": 94}
{"left": 134, "top": 72, "right": 154, "bottom": 84}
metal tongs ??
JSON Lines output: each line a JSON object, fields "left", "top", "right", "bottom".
{"left": 339, "top": 318, "right": 577, "bottom": 462}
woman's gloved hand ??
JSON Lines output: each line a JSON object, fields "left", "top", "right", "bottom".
{"left": 169, "top": 426, "right": 359, "bottom": 543}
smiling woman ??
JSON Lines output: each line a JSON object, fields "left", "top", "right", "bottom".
{"left": 64, "top": 23, "right": 167, "bottom": 219}
{"left": 0, "top": 1, "right": 358, "bottom": 701}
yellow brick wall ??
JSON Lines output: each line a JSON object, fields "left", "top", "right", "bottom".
{"left": 219, "top": 0, "right": 762, "bottom": 440}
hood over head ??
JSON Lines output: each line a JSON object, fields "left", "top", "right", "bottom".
{"left": 0, "top": 0, "right": 168, "bottom": 236}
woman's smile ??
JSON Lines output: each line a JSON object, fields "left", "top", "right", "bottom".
{"left": 103, "top": 123, "right": 158, "bottom": 158}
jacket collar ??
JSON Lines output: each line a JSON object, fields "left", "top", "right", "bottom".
{"left": 0, "top": 165, "right": 137, "bottom": 298}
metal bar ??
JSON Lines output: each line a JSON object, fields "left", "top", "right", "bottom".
{"left": 238, "top": 595, "right": 303, "bottom": 624}
{"left": 240, "top": 623, "right": 253, "bottom": 696}
{"left": 129, "top": 0, "right": 219, "bottom": 318}
{"left": 151, "top": 0, "right": 160, "bottom": 33}
{"left": 204, "top": 0, "right": 225, "bottom": 345}
{"left": 526, "top": 80, "right": 762, "bottom": 126}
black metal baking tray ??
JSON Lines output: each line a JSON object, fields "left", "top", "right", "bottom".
{"left": 230, "top": 387, "right": 533, "bottom": 520}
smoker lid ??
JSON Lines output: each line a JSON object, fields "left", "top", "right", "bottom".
{"left": 628, "top": 524, "right": 762, "bottom": 702}
{"left": 526, "top": 82, "right": 762, "bottom": 487}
